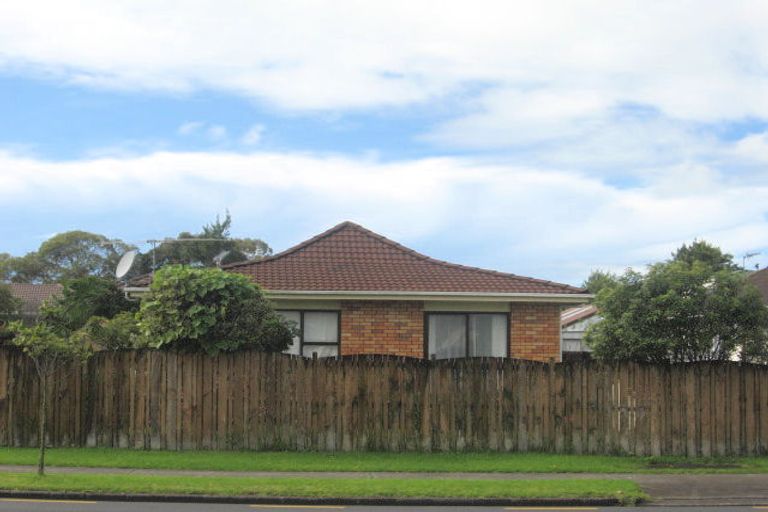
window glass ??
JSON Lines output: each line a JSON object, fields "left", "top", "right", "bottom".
{"left": 276, "top": 311, "right": 301, "bottom": 355}
{"left": 469, "top": 314, "right": 507, "bottom": 357}
{"left": 301, "top": 344, "right": 339, "bottom": 358}
{"left": 428, "top": 314, "right": 466, "bottom": 359}
{"left": 303, "top": 312, "right": 338, "bottom": 343}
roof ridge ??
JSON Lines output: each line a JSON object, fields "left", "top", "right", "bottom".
{"left": 226, "top": 221, "right": 583, "bottom": 294}
{"left": 343, "top": 223, "right": 584, "bottom": 293}
{"left": 223, "top": 221, "right": 359, "bottom": 270}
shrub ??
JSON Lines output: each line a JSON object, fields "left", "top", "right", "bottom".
{"left": 40, "top": 276, "right": 137, "bottom": 334}
{"left": 75, "top": 312, "right": 147, "bottom": 351}
{"left": 137, "top": 265, "right": 293, "bottom": 355}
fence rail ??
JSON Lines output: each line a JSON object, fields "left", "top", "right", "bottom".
{"left": 0, "top": 348, "right": 766, "bottom": 455}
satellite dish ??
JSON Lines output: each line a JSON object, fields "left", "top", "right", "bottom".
{"left": 213, "top": 250, "right": 231, "bottom": 267}
{"left": 115, "top": 250, "right": 138, "bottom": 279}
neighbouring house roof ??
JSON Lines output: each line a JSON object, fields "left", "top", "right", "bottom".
{"left": 748, "top": 268, "right": 768, "bottom": 304}
{"left": 561, "top": 304, "right": 598, "bottom": 327}
{"left": 7, "top": 283, "right": 63, "bottom": 317}
{"left": 219, "top": 221, "right": 586, "bottom": 297}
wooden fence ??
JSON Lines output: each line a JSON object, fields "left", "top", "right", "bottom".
{"left": 0, "top": 348, "right": 767, "bottom": 455}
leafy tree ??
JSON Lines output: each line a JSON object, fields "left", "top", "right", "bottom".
{"left": 672, "top": 240, "right": 740, "bottom": 271}
{"left": 0, "top": 253, "right": 12, "bottom": 282}
{"left": 582, "top": 269, "right": 619, "bottom": 295}
{"left": 136, "top": 213, "right": 271, "bottom": 272}
{"left": 74, "top": 312, "right": 146, "bottom": 351}
{"left": 586, "top": 243, "right": 768, "bottom": 363}
{"left": 9, "top": 323, "right": 90, "bottom": 475}
{"left": 40, "top": 276, "right": 137, "bottom": 334}
{"left": 137, "top": 266, "right": 292, "bottom": 355}
{"left": 4, "top": 231, "right": 135, "bottom": 283}
{"left": 0, "top": 284, "right": 21, "bottom": 342}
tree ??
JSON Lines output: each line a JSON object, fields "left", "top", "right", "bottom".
{"left": 582, "top": 269, "right": 619, "bottom": 295}
{"left": 672, "top": 240, "right": 740, "bottom": 271}
{"left": 586, "top": 242, "right": 768, "bottom": 363}
{"left": 137, "top": 265, "right": 292, "bottom": 355}
{"left": 9, "top": 323, "right": 90, "bottom": 475}
{"left": 40, "top": 276, "right": 137, "bottom": 334}
{"left": 0, "top": 253, "right": 12, "bottom": 282}
{"left": 4, "top": 231, "right": 135, "bottom": 283}
{"left": 136, "top": 213, "right": 271, "bottom": 272}
{"left": 74, "top": 312, "right": 146, "bottom": 351}
{"left": 0, "top": 284, "right": 21, "bottom": 341}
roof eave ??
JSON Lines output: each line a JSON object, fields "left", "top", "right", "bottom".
{"left": 123, "top": 287, "right": 592, "bottom": 304}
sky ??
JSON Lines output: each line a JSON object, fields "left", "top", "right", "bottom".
{"left": 1, "top": 0, "right": 768, "bottom": 285}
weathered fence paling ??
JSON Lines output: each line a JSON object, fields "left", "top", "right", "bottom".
{"left": 0, "top": 348, "right": 766, "bottom": 456}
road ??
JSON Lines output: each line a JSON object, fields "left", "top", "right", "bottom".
{"left": 0, "top": 501, "right": 767, "bottom": 512}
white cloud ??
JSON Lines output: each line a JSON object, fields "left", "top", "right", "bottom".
{"left": 241, "top": 125, "right": 265, "bottom": 146}
{"left": 177, "top": 122, "right": 227, "bottom": 142}
{"left": 177, "top": 121, "right": 204, "bottom": 136}
{"left": 1, "top": 148, "right": 766, "bottom": 284}
{"left": 1, "top": 0, "right": 768, "bottom": 124}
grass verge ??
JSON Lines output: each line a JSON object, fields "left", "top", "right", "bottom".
{"left": 0, "top": 448, "right": 765, "bottom": 474}
{"left": 0, "top": 473, "right": 645, "bottom": 503}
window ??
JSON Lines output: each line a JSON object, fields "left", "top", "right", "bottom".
{"left": 276, "top": 310, "right": 340, "bottom": 358}
{"left": 426, "top": 313, "right": 507, "bottom": 359}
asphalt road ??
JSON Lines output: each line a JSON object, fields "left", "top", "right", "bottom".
{"left": 0, "top": 501, "right": 766, "bottom": 512}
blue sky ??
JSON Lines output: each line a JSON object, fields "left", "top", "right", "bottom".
{"left": 2, "top": 1, "right": 768, "bottom": 285}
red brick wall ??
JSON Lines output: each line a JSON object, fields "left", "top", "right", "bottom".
{"left": 340, "top": 301, "right": 424, "bottom": 357}
{"left": 338, "top": 300, "right": 562, "bottom": 362}
{"left": 509, "top": 303, "right": 562, "bottom": 362}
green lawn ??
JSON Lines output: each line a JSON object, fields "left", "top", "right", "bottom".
{"left": 0, "top": 448, "right": 765, "bottom": 474}
{"left": 0, "top": 473, "right": 645, "bottom": 503}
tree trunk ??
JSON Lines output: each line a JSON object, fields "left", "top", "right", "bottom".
{"left": 37, "top": 376, "right": 46, "bottom": 476}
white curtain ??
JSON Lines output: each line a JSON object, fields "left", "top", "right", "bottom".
{"left": 468, "top": 314, "right": 507, "bottom": 357}
{"left": 428, "top": 315, "right": 466, "bottom": 359}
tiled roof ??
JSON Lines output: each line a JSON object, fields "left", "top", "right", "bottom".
{"left": 7, "top": 283, "right": 63, "bottom": 316}
{"left": 561, "top": 304, "right": 598, "bottom": 326}
{"left": 748, "top": 268, "right": 768, "bottom": 304}
{"left": 225, "top": 221, "right": 586, "bottom": 295}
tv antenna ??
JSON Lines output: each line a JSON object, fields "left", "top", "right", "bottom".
{"left": 743, "top": 252, "right": 761, "bottom": 270}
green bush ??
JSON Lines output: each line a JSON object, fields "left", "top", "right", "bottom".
{"left": 137, "top": 265, "right": 293, "bottom": 355}
{"left": 40, "top": 276, "right": 137, "bottom": 334}
{"left": 75, "top": 312, "right": 147, "bottom": 351}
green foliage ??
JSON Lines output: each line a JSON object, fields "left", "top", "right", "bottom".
{"left": 672, "top": 239, "right": 740, "bottom": 271}
{"left": 0, "top": 253, "right": 12, "bottom": 282}
{"left": 9, "top": 322, "right": 92, "bottom": 369}
{"left": 40, "top": 276, "right": 137, "bottom": 334}
{"left": 0, "top": 283, "right": 21, "bottom": 321}
{"left": 137, "top": 265, "right": 292, "bottom": 355}
{"left": 0, "top": 283, "right": 21, "bottom": 342}
{"left": 137, "top": 212, "right": 271, "bottom": 272}
{"left": 586, "top": 242, "right": 768, "bottom": 363}
{"left": 582, "top": 269, "right": 619, "bottom": 294}
{"left": 4, "top": 231, "right": 135, "bottom": 283}
{"left": 75, "top": 312, "right": 146, "bottom": 351}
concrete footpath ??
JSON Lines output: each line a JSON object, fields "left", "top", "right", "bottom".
{"left": 1, "top": 465, "right": 767, "bottom": 506}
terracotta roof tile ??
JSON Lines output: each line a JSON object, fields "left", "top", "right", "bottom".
{"left": 225, "top": 221, "right": 586, "bottom": 295}
{"left": 7, "top": 283, "right": 63, "bottom": 316}
{"left": 748, "top": 268, "right": 768, "bottom": 304}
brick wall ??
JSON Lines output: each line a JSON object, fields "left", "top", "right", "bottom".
{"left": 340, "top": 301, "right": 424, "bottom": 357}
{"left": 509, "top": 303, "right": 562, "bottom": 362}
{"left": 338, "top": 300, "right": 562, "bottom": 361}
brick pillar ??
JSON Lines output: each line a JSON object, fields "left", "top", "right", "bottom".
{"left": 340, "top": 301, "right": 424, "bottom": 357}
{"left": 509, "top": 303, "right": 562, "bottom": 362}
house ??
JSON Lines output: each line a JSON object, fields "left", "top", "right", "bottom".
{"left": 128, "top": 222, "right": 591, "bottom": 361}
{"left": 561, "top": 304, "right": 599, "bottom": 358}
{"left": 5, "top": 283, "right": 63, "bottom": 324}
{"left": 748, "top": 267, "right": 768, "bottom": 304}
